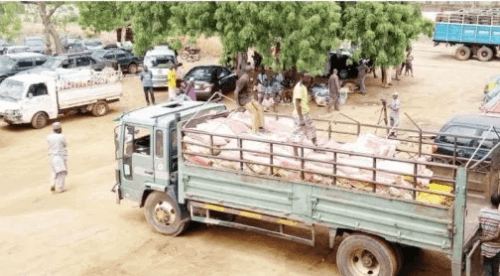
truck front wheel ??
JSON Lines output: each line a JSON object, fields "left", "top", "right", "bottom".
{"left": 336, "top": 234, "right": 398, "bottom": 276}
{"left": 455, "top": 45, "right": 471, "bottom": 61}
{"left": 31, "top": 112, "right": 49, "bottom": 129}
{"left": 477, "top": 46, "right": 494, "bottom": 62}
{"left": 143, "top": 191, "right": 188, "bottom": 236}
{"left": 92, "top": 101, "right": 109, "bottom": 117}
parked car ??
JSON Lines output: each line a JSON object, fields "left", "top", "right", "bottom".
{"left": 0, "top": 53, "right": 48, "bottom": 83}
{"left": 66, "top": 42, "right": 87, "bottom": 54}
{"left": 144, "top": 46, "right": 177, "bottom": 88}
{"left": 60, "top": 35, "right": 82, "bottom": 51}
{"left": 82, "top": 39, "right": 104, "bottom": 52}
{"left": 91, "top": 48, "right": 140, "bottom": 74}
{"left": 2, "top": 46, "right": 31, "bottom": 55}
{"left": 0, "top": 39, "right": 13, "bottom": 53}
{"left": 183, "top": 65, "right": 237, "bottom": 100}
{"left": 322, "top": 47, "right": 371, "bottom": 79}
{"left": 21, "top": 53, "right": 114, "bottom": 75}
{"left": 433, "top": 114, "right": 500, "bottom": 161}
{"left": 24, "top": 37, "right": 46, "bottom": 54}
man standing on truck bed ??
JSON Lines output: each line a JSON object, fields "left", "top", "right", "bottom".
{"left": 47, "top": 122, "right": 67, "bottom": 194}
{"left": 292, "top": 73, "right": 317, "bottom": 154}
{"left": 480, "top": 193, "right": 500, "bottom": 276}
{"left": 140, "top": 66, "right": 155, "bottom": 105}
{"left": 234, "top": 65, "right": 264, "bottom": 133}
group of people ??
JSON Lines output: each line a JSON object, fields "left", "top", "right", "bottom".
{"left": 139, "top": 63, "right": 196, "bottom": 106}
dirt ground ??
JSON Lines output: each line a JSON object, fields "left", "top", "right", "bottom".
{"left": 1, "top": 36, "right": 500, "bottom": 276}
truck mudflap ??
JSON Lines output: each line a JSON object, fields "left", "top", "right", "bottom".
{"left": 465, "top": 240, "right": 482, "bottom": 276}
{"left": 111, "top": 182, "right": 121, "bottom": 204}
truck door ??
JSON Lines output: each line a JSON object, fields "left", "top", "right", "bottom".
{"left": 24, "top": 83, "right": 52, "bottom": 119}
{"left": 120, "top": 125, "right": 155, "bottom": 201}
{"left": 153, "top": 127, "right": 169, "bottom": 186}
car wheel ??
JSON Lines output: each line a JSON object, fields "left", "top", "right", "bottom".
{"left": 128, "top": 63, "right": 138, "bottom": 74}
{"left": 31, "top": 112, "right": 49, "bottom": 129}
{"left": 339, "top": 69, "right": 349, "bottom": 79}
{"left": 477, "top": 46, "right": 494, "bottom": 62}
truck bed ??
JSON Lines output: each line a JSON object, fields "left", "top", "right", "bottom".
{"left": 58, "top": 83, "right": 122, "bottom": 109}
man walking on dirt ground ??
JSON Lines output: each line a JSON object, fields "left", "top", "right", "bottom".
{"left": 357, "top": 62, "right": 367, "bottom": 95}
{"left": 292, "top": 73, "right": 317, "bottom": 156}
{"left": 168, "top": 64, "right": 178, "bottom": 100}
{"left": 235, "top": 66, "right": 264, "bottom": 133}
{"left": 479, "top": 193, "right": 500, "bottom": 276}
{"left": 140, "top": 66, "right": 155, "bottom": 105}
{"left": 388, "top": 92, "right": 400, "bottom": 138}
{"left": 47, "top": 122, "right": 67, "bottom": 194}
{"left": 328, "top": 68, "right": 341, "bottom": 112}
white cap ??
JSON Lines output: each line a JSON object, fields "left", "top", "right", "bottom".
{"left": 52, "top": 122, "right": 62, "bottom": 130}
{"left": 393, "top": 92, "right": 399, "bottom": 97}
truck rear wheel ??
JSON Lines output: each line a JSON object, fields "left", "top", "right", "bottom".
{"left": 477, "top": 46, "right": 494, "bottom": 62}
{"left": 336, "top": 234, "right": 398, "bottom": 276}
{"left": 31, "top": 112, "right": 49, "bottom": 129}
{"left": 455, "top": 45, "right": 471, "bottom": 61}
{"left": 143, "top": 191, "right": 189, "bottom": 236}
{"left": 92, "top": 101, "right": 109, "bottom": 117}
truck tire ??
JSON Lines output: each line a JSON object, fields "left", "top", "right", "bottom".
{"left": 143, "top": 191, "right": 189, "bottom": 236}
{"left": 31, "top": 112, "right": 49, "bottom": 129}
{"left": 336, "top": 234, "right": 398, "bottom": 276}
{"left": 128, "top": 63, "right": 138, "bottom": 75}
{"left": 477, "top": 46, "right": 494, "bottom": 62}
{"left": 92, "top": 101, "right": 109, "bottom": 117}
{"left": 455, "top": 45, "right": 471, "bottom": 61}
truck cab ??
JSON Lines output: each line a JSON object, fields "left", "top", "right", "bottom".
{"left": 114, "top": 101, "right": 225, "bottom": 213}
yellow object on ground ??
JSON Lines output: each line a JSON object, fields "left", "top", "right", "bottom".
{"left": 417, "top": 183, "right": 453, "bottom": 205}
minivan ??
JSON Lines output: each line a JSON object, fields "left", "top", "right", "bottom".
{"left": 0, "top": 53, "right": 48, "bottom": 83}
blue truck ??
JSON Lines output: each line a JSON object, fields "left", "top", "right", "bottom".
{"left": 433, "top": 11, "right": 500, "bottom": 61}
{"left": 113, "top": 100, "right": 500, "bottom": 276}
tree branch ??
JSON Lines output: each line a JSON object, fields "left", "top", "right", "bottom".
{"left": 48, "top": 3, "right": 63, "bottom": 18}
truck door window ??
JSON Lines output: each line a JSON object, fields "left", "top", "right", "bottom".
{"left": 156, "top": 130, "right": 164, "bottom": 158}
{"left": 35, "top": 57, "right": 46, "bottom": 66}
{"left": 17, "top": 59, "right": 33, "bottom": 68}
{"left": 123, "top": 126, "right": 134, "bottom": 179}
{"left": 170, "top": 126, "right": 178, "bottom": 172}
{"left": 27, "top": 83, "right": 48, "bottom": 97}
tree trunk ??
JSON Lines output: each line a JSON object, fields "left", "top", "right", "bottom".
{"left": 38, "top": 2, "right": 64, "bottom": 55}
{"left": 121, "top": 26, "right": 127, "bottom": 44}
{"left": 382, "top": 67, "right": 392, "bottom": 88}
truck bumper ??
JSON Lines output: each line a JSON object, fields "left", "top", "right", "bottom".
{"left": 3, "top": 114, "right": 22, "bottom": 124}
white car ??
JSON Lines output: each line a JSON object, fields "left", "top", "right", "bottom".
{"left": 144, "top": 46, "right": 177, "bottom": 88}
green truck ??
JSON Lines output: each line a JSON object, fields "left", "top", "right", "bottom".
{"left": 113, "top": 100, "right": 500, "bottom": 276}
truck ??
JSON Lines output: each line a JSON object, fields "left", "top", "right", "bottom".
{"left": 113, "top": 100, "right": 500, "bottom": 276}
{"left": 0, "top": 68, "right": 122, "bottom": 129}
{"left": 433, "top": 10, "right": 500, "bottom": 61}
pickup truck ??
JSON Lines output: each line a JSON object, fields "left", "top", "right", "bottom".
{"left": 0, "top": 68, "right": 122, "bottom": 128}
{"left": 113, "top": 100, "right": 500, "bottom": 276}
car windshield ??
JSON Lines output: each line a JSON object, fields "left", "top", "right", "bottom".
{"left": 0, "top": 56, "right": 15, "bottom": 70}
{"left": 0, "top": 79, "right": 25, "bottom": 102}
{"left": 25, "top": 39, "right": 44, "bottom": 46}
{"left": 92, "top": 50, "right": 106, "bottom": 59}
{"left": 41, "top": 57, "right": 63, "bottom": 69}
{"left": 146, "top": 55, "right": 175, "bottom": 68}
{"left": 186, "top": 68, "right": 214, "bottom": 81}
{"left": 84, "top": 41, "right": 102, "bottom": 47}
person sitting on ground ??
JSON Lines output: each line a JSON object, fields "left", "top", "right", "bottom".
{"left": 261, "top": 92, "right": 275, "bottom": 112}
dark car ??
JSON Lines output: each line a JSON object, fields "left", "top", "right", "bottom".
{"left": 0, "top": 53, "right": 47, "bottom": 83}
{"left": 322, "top": 48, "right": 371, "bottom": 79}
{"left": 24, "top": 37, "right": 46, "bottom": 54}
{"left": 21, "top": 53, "right": 114, "bottom": 75}
{"left": 82, "top": 39, "right": 104, "bottom": 52}
{"left": 433, "top": 114, "right": 500, "bottom": 162}
{"left": 183, "top": 65, "right": 237, "bottom": 100}
{"left": 91, "top": 48, "right": 140, "bottom": 74}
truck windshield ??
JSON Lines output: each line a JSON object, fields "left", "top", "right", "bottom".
{"left": 0, "top": 79, "right": 25, "bottom": 102}
{"left": 0, "top": 56, "right": 15, "bottom": 70}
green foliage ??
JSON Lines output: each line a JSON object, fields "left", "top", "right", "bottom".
{"left": 342, "top": 2, "right": 433, "bottom": 68}
{"left": 76, "top": 2, "right": 131, "bottom": 33}
{"left": 0, "top": 2, "right": 22, "bottom": 40}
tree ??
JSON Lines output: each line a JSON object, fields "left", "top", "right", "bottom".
{"left": 76, "top": 2, "right": 132, "bottom": 42}
{"left": 22, "top": 2, "right": 65, "bottom": 55}
{"left": 169, "top": 2, "right": 341, "bottom": 75}
{"left": 342, "top": 2, "right": 434, "bottom": 86}
{"left": 0, "top": 2, "right": 22, "bottom": 40}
